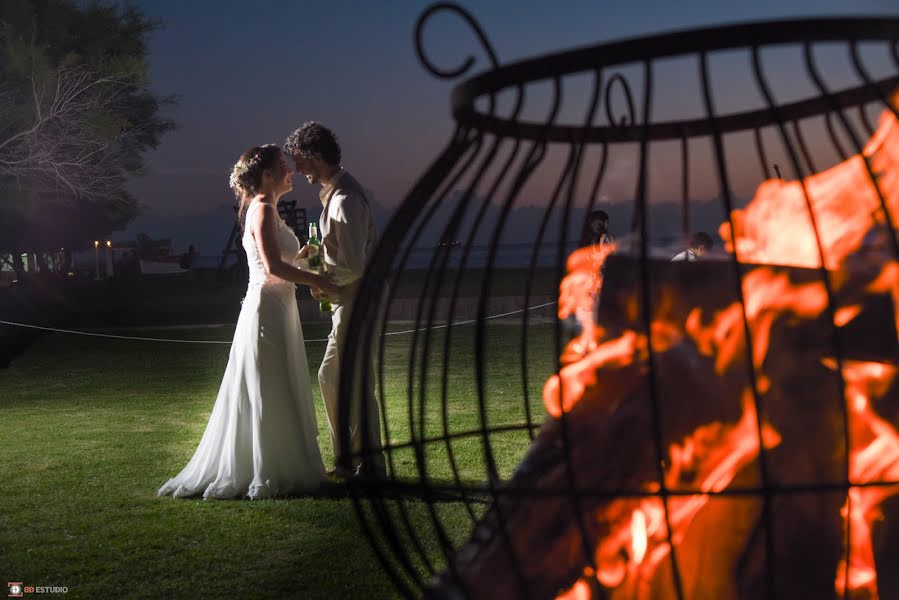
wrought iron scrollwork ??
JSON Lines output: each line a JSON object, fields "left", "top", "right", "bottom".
{"left": 344, "top": 3, "right": 899, "bottom": 599}
{"left": 414, "top": 2, "right": 498, "bottom": 80}
{"left": 604, "top": 72, "right": 637, "bottom": 128}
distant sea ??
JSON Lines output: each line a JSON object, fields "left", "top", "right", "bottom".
{"left": 192, "top": 236, "right": 705, "bottom": 271}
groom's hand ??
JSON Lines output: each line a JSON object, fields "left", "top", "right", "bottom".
{"left": 321, "top": 283, "right": 342, "bottom": 301}
{"left": 314, "top": 274, "right": 341, "bottom": 301}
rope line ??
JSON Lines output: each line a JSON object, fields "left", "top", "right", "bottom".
{"left": 0, "top": 301, "right": 557, "bottom": 345}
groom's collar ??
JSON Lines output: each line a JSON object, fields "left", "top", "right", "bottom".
{"left": 319, "top": 167, "right": 345, "bottom": 206}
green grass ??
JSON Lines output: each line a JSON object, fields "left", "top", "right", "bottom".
{"left": 0, "top": 320, "right": 559, "bottom": 599}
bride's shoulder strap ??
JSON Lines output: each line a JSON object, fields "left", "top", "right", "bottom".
{"left": 245, "top": 200, "right": 270, "bottom": 225}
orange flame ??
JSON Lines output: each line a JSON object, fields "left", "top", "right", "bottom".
{"left": 543, "top": 331, "right": 641, "bottom": 418}
{"left": 686, "top": 268, "right": 828, "bottom": 374}
{"left": 556, "top": 578, "right": 591, "bottom": 600}
{"left": 559, "top": 243, "right": 616, "bottom": 364}
{"left": 588, "top": 389, "right": 782, "bottom": 593}
{"left": 720, "top": 91, "right": 899, "bottom": 270}
{"left": 630, "top": 508, "right": 648, "bottom": 566}
{"left": 829, "top": 360, "right": 899, "bottom": 600}
{"left": 551, "top": 92, "right": 898, "bottom": 600}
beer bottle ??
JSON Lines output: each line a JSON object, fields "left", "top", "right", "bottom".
{"left": 307, "top": 223, "right": 332, "bottom": 313}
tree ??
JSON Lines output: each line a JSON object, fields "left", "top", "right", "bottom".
{"left": 0, "top": 0, "right": 175, "bottom": 276}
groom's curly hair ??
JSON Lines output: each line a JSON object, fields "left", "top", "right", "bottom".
{"left": 284, "top": 121, "right": 341, "bottom": 166}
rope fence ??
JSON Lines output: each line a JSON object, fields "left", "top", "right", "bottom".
{"left": 0, "top": 300, "right": 558, "bottom": 345}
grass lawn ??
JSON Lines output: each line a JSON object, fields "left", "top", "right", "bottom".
{"left": 0, "top": 319, "right": 560, "bottom": 599}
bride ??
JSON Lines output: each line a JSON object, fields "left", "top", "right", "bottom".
{"left": 158, "top": 144, "right": 337, "bottom": 499}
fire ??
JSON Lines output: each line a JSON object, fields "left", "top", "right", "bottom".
{"left": 630, "top": 508, "right": 648, "bottom": 566}
{"left": 830, "top": 360, "right": 899, "bottom": 600}
{"left": 558, "top": 242, "right": 617, "bottom": 364}
{"left": 720, "top": 91, "right": 899, "bottom": 270}
{"left": 685, "top": 269, "right": 828, "bottom": 373}
{"left": 543, "top": 330, "right": 641, "bottom": 418}
{"left": 588, "top": 390, "right": 781, "bottom": 594}
{"left": 546, "top": 386, "right": 784, "bottom": 599}
{"left": 557, "top": 578, "right": 591, "bottom": 600}
{"left": 547, "top": 91, "right": 898, "bottom": 600}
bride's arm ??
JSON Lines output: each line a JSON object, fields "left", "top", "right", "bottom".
{"left": 251, "top": 203, "right": 339, "bottom": 296}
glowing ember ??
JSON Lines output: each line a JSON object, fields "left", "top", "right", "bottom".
{"left": 557, "top": 577, "right": 591, "bottom": 600}
{"left": 630, "top": 508, "right": 648, "bottom": 566}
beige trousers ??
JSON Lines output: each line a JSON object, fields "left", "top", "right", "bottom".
{"left": 318, "top": 298, "right": 385, "bottom": 470}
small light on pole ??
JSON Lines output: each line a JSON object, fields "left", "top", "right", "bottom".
{"left": 94, "top": 240, "right": 100, "bottom": 279}
{"left": 105, "top": 241, "right": 114, "bottom": 277}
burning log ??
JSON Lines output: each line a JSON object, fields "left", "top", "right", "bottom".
{"left": 426, "top": 336, "right": 749, "bottom": 600}
{"left": 425, "top": 256, "right": 898, "bottom": 600}
{"left": 596, "top": 256, "right": 898, "bottom": 367}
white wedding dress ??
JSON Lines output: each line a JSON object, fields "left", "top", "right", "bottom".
{"left": 158, "top": 201, "right": 325, "bottom": 499}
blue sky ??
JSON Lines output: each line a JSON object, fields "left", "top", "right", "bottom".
{"left": 123, "top": 0, "right": 899, "bottom": 251}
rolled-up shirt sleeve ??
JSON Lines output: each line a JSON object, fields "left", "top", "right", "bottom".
{"left": 324, "top": 190, "right": 371, "bottom": 286}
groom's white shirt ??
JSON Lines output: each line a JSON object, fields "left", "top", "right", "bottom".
{"left": 315, "top": 167, "right": 385, "bottom": 470}
{"left": 318, "top": 168, "right": 377, "bottom": 296}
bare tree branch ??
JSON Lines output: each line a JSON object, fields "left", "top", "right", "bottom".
{"left": 0, "top": 64, "right": 142, "bottom": 203}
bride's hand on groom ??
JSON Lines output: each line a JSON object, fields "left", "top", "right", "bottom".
{"left": 312, "top": 273, "right": 340, "bottom": 300}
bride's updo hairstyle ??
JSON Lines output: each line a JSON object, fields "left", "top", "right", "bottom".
{"left": 229, "top": 144, "right": 281, "bottom": 228}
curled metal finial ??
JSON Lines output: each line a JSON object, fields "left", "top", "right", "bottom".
{"left": 415, "top": 2, "right": 499, "bottom": 79}
{"left": 604, "top": 73, "right": 637, "bottom": 127}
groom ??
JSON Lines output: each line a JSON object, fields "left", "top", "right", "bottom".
{"left": 285, "top": 121, "right": 386, "bottom": 479}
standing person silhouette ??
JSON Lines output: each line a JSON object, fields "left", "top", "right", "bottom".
{"left": 580, "top": 209, "right": 615, "bottom": 249}
{"left": 671, "top": 232, "right": 713, "bottom": 262}
{"left": 286, "top": 122, "right": 386, "bottom": 479}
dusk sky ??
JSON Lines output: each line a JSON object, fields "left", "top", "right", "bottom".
{"left": 124, "top": 0, "right": 899, "bottom": 252}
